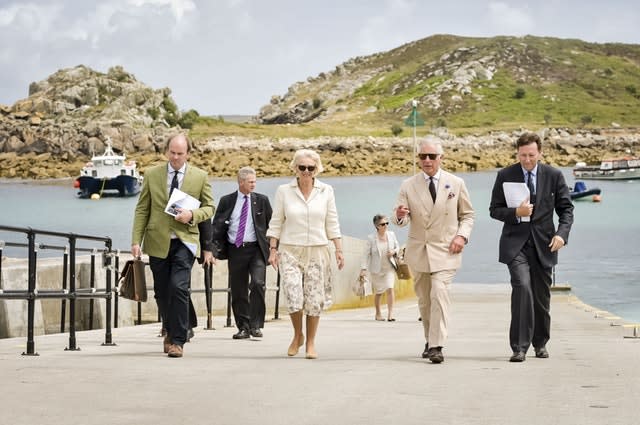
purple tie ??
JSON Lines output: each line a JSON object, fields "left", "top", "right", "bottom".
{"left": 234, "top": 195, "right": 249, "bottom": 247}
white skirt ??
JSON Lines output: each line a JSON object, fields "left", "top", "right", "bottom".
{"left": 370, "top": 258, "right": 395, "bottom": 294}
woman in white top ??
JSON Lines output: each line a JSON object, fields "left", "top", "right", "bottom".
{"left": 267, "top": 149, "right": 345, "bottom": 359}
{"left": 360, "top": 214, "right": 399, "bottom": 321}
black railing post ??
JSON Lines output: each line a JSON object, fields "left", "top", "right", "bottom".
{"left": 225, "top": 277, "right": 232, "bottom": 327}
{"left": 204, "top": 263, "right": 214, "bottom": 330}
{"left": 113, "top": 251, "right": 120, "bottom": 328}
{"left": 0, "top": 241, "right": 4, "bottom": 288}
{"left": 89, "top": 249, "right": 96, "bottom": 330}
{"left": 60, "top": 247, "right": 68, "bottom": 333}
{"left": 65, "top": 235, "right": 80, "bottom": 351}
{"left": 102, "top": 242, "right": 115, "bottom": 346}
{"left": 22, "top": 229, "right": 39, "bottom": 356}
{"left": 273, "top": 270, "right": 281, "bottom": 320}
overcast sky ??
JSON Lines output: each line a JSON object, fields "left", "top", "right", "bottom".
{"left": 1, "top": 0, "right": 639, "bottom": 115}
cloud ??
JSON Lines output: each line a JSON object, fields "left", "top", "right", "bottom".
{"left": 487, "top": 1, "right": 534, "bottom": 35}
{"left": 357, "top": 0, "right": 418, "bottom": 53}
{"left": 1, "top": 0, "right": 639, "bottom": 114}
{"left": 128, "top": 0, "right": 196, "bottom": 22}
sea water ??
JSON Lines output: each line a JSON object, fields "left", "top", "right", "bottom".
{"left": 1, "top": 169, "right": 639, "bottom": 322}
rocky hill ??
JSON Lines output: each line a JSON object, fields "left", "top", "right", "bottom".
{"left": 258, "top": 34, "right": 640, "bottom": 131}
{"left": 0, "top": 65, "right": 186, "bottom": 177}
{"left": 1, "top": 35, "right": 640, "bottom": 180}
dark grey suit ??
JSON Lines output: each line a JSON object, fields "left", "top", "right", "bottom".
{"left": 490, "top": 162, "right": 574, "bottom": 353}
{"left": 211, "top": 191, "right": 272, "bottom": 331}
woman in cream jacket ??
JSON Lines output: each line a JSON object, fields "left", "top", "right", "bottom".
{"left": 267, "top": 149, "right": 344, "bottom": 359}
{"left": 360, "top": 214, "right": 399, "bottom": 321}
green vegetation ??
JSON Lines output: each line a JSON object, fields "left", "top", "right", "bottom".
{"left": 390, "top": 124, "right": 403, "bottom": 136}
{"left": 188, "top": 35, "right": 640, "bottom": 139}
{"left": 178, "top": 109, "right": 200, "bottom": 129}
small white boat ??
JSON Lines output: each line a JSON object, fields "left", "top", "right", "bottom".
{"left": 74, "top": 139, "right": 142, "bottom": 198}
{"left": 573, "top": 157, "right": 640, "bottom": 180}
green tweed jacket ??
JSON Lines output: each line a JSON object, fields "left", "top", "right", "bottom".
{"left": 131, "top": 162, "right": 215, "bottom": 258}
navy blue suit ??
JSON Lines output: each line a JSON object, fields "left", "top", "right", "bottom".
{"left": 211, "top": 192, "right": 272, "bottom": 331}
{"left": 490, "top": 162, "right": 574, "bottom": 353}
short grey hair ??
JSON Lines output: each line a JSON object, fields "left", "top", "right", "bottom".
{"left": 237, "top": 166, "right": 256, "bottom": 182}
{"left": 372, "top": 214, "right": 387, "bottom": 226}
{"left": 418, "top": 139, "right": 444, "bottom": 154}
{"left": 289, "top": 149, "right": 324, "bottom": 174}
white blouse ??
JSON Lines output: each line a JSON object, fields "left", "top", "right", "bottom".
{"left": 267, "top": 178, "right": 341, "bottom": 246}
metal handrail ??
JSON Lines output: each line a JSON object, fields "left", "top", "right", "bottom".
{"left": 1, "top": 225, "right": 282, "bottom": 353}
{"left": 0, "top": 225, "right": 115, "bottom": 355}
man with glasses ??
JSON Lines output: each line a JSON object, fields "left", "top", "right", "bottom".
{"left": 393, "top": 140, "right": 475, "bottom": 364}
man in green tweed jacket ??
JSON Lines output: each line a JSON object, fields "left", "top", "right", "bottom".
{"left": 131, "top": 133, "right": 214, "bottom": 358}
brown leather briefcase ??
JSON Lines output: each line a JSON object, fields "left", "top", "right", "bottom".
{"left": 118, "top": 258, "right": 148, "bottom": 302}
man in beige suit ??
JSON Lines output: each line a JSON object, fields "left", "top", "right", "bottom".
{"left": 131, "top": 133, "right": 214, "bottom": 358}
{"left": 393, "top": 140, "right": 474, "bottom": 364}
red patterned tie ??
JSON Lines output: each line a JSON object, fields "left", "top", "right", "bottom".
{"left": 234, "top": 195, "right": 249, "bottom": 247}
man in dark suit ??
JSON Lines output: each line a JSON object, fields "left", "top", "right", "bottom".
{"left": 490, "top": 132, "right": 574, "bottom": 363}
{"left": 160, "top": 220, "right": 212, "bottom": 342}
{"left": 131, "top": 133, "right": 214, "bottom": 358}
{"left": 211, "top": 166, "right": 272, "bottom": 339}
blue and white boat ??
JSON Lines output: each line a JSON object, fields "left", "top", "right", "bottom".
{"left": 74, "top": 140, "right": 142, "bottom": 199}
{"left": 570, "top": 181, "right": 602, "bottom": 202}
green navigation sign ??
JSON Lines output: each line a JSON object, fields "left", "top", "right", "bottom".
{"left": 404, "top": 108, "right": 425, "bottom": 126}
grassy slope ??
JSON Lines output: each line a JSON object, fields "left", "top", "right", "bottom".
{"left": 189, "top": 35, "right": 640, "bottom": 140}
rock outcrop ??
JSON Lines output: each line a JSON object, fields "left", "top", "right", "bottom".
{"left": 1, "top": 63, "right": 639, "bottom": 180}
{"left": 183, "top": 128, "right": 640, "bottom": 178}
{"left": 0, "top": 65, "right": 184, "bottom": 178}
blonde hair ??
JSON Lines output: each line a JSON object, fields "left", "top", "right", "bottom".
{"left": 289, "top": 149, "right": 324, "bottom": 174}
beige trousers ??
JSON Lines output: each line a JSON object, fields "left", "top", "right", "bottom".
{"left": 413, "top": 269, "right": 456, "bottom": 348}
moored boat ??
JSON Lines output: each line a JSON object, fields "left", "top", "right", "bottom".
{"left": 573, "top": 157, "right": 640, "bottom": 180}
{"left": 74, "top": 139, "right": 142, "bottom": 199}
{"left": 570, "top": 181, "right": 602, "bottom": 202}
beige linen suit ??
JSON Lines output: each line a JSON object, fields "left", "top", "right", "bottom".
{"left": 393, "top": 170, "right": 474, "bottom": 347}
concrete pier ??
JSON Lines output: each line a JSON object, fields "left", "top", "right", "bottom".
{"left": 1, "top": 284, "right": 638, "bottom": 425}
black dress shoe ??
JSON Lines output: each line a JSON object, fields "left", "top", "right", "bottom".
{"left": 510, "top": 351, "right": 526, "bottom": 362}
{"left": 534, "top": 346, "right": 549, "bottom": 358}
{"left": 186, "top": 328, "right": 194, "bottom": 342}
{"left": 232, "top": 329, "right": 250, "bottom": 339}
{"left": 421, "top": 343, "right": 430, "bottom": 358}
{"left": 250, "top": 328, "right": 263, "bottom": 338}
{"left": 427, "top": 347, "right": 444, "bottom": 364}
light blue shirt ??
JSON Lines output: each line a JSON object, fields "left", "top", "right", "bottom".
{"left": 227, "top": 191, "right": 257, "bottom": 244}
{"left": 521, "top": 164, "right": 538, "bottom": 193}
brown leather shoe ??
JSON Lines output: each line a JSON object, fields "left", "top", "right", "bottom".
{"left": 167, "top": 344, "right": 183, "bottom": 358}
{"left": 163, "top": 335, "right": 171, "bottom": 353}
